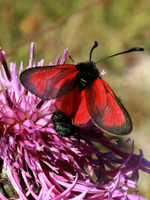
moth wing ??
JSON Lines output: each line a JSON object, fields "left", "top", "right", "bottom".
{"left": 20, "top": 65, "right": 78, "bottom": 100}
{"left": 56, "top": 85, "right": 81, "bottom": 117}
{"left": 85, "top": 79, "right": 132, "bottom": 135}
{"left": 72, "top": 90, "right": 91, "bottom": 125}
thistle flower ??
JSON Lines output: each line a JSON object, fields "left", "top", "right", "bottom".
{"left": 0, "top": 43, "right": 150, "bottom": 200}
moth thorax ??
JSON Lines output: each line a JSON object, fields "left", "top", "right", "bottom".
{"left": 76, "top": 61, "right": 100, "bottom": 92}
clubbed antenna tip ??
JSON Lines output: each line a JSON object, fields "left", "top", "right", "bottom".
{"left": 89, "top": 41, "right": 98, "bottom": 62}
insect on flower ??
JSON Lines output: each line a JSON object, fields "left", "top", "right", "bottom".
{"left": 20, "top": 41, "right": 144, "bottom": 137}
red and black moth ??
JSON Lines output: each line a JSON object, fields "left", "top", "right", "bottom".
{"left": 20, "top": 41, "right": 144, "bottom": 136}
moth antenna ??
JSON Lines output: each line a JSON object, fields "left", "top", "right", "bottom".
{"left": 89, "top": 41, "right": 98, "bottom": 62}
{"left": 95, "top": 47, "right": 144, "bottom": 64}
{"left": 61, "top": 42, "right": 76, "bottom": 64}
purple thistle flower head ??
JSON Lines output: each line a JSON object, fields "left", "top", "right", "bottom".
{"left": 0, "top": 43, "right": 150, "bottom": 199}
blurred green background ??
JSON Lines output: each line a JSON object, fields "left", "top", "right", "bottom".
{"left": 0, "top": 0, "right": 150, "bottom": 198}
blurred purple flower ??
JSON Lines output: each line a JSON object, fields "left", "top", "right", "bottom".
{"left": 0, "top": 43, "right": 150, "bottom": 200}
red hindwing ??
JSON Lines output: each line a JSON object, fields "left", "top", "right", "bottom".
{"left": 73, "top": 90, "right": 91, "bottom": 125}
{"left": 56, "top": 85, "right": 81, "bottom": 117}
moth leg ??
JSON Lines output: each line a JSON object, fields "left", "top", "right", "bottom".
{"left": 43, "top": 117, "right": 53, "bottom": 128}
{"left": 77, "top": 127, "right": 80, "bottom": 145}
